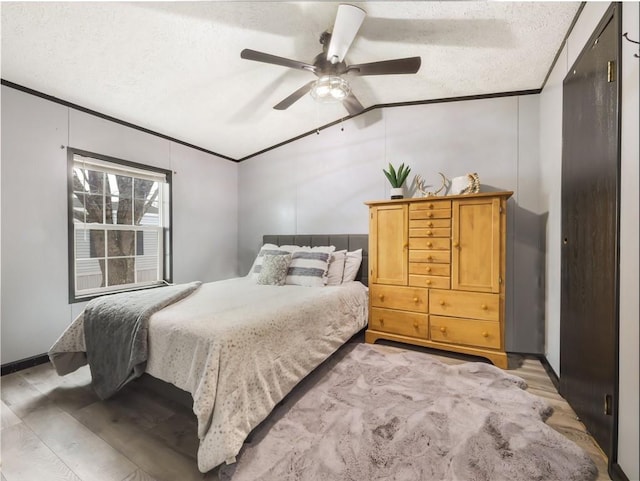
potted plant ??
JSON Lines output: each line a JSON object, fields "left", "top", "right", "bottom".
{"left": 383, "top": 162, "right": 411, "bottom": 199}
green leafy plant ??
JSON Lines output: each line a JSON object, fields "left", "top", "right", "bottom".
{"left": 383, "top": 163, "right": 411, "bottom": 188}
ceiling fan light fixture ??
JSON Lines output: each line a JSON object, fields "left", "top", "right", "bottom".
{"left": 310, "top": 75, "right": 350, "bottom": 103}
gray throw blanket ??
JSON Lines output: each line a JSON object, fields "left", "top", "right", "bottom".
{"left": 84, "top": 281, "right": 201, "bottom": 399}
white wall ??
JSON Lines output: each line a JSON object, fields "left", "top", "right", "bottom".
{"left": 239, "top": 94, "right": 544, "bottom": 353}
{"left": 617, "top": 3, "right": 639, "bottom": 479}
{"left": 539, "top": 42, "right": 566, "bottom": 374}
{"left": 539, "top": 3, "right": 639, "bottom": 479}
{"left": 170, "top": 142, "right": 238, "bottom": 284}
{"left": 1, "top": 88, "right": 70, "bottom": 365}
{"left": 0, "top": 86, "right": 239, "bottom": 364}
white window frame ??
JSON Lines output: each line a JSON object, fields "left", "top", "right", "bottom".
{"left": 68, "top": 149, "right": 172, "bottom": 301}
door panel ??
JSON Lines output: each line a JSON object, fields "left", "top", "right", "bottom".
{"left": 560, "top": 9, "right": 619, "bottom": 458}
{"left": 370, "top": 205, "right": 408, "bottom": 285}
{"left": 451, "top": 198, "right": 500, "bottom": 293}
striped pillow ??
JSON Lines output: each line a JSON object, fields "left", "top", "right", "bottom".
{"left": 286, "top": 246, "right": 335, "bottom": 287}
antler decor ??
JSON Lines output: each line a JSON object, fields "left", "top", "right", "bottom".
{"left": 415, "top": 172, "right": 448, "bottom": 197}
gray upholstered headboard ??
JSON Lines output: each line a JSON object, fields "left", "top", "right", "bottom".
{"left": 262, "top": 234, "right": 368, "bottom": 286}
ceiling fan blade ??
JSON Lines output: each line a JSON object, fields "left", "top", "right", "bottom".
{"left": 342, "top": 92, "right": 365, "bottom": 116}
{"left": 347, "top": 56, "right": 421, "bottom": 76}
{"left": 273, "top": 81, "right": 316, "bottom": 110}
{"left": 326, "top": 4, "right": 366, "bottom": 64}
{"left": 241, "top": 49, "right": 316, "bottom": 73}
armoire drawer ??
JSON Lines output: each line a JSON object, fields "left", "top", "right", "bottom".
{"left": 370, "top": 284, "right": 428, "bottom": 312}
{"left": 409, "top": 200, "right": 452, "bottom": 211}
{"left": 430, "top": 315, "right": 501, "bottom": 349}
{"left": 409, "top": 262, "right": 450, "bottom": 276}
{"left": 409, "top": 237, "right": 451, "bottom": 250}
{"left": 409, "top": 218, "right": 451, "bottom": 229}
{"left": 409, "top": 275, "right": 450, "bottom": 289}
{"left": 409, "top": 227, "right": 451, "bottom": 238}
{"left": 370, "top": 307, "right": 428, "bottom": 338}
{"left": 429, "top": 289, "right": 499, "bottom": 321}
{"left": 409, "top": 250, "right": 450, "bottom": 263}
{"left": 409, "top": 209, "right": 452, "bottom": 220}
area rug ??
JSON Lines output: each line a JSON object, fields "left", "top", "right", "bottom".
{"left": 219, "top": 343, "right": 598, "bottom": 481}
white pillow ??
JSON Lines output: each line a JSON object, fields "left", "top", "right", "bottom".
{"left": 251, "top": 244, "right": 294, "bottom": 280}
{"left": 342, "top": 249, "right": 363, "bottom": 283}
{"left": 326, "top": 250, "right": 347, "bottom": 286}
{"left": 286, "top": 245, "right": 335, "bottom": 287}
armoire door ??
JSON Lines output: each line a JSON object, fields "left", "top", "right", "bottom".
{"left": 560, "top": 6, "right": 619, "bottom": 459}
{"left": 369, "top": 204, "right": 408, "bottom": 286}
{"left": 451, "top": 197, "right": 501, "bottom": 293}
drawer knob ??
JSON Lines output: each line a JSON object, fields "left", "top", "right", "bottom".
{"left": 379, "top": 294, "right": 384, "bottom": 301}
{"left": 439, "top": 300, "right": 445, "bottom": 306}
{"left": 426, "top": 230, "right": 433, "bottom": 236}
{"left": 428, "top": 203, "right": 434, "bottom": 209}
{"left": 413, "top": 297, "right": 419, "bottom": 303}
{"left": 380, "top": 318, "right": 384, "bottom": 325}
{"left": 427, "top": 212, "right": 434, "bottom": 218}
{"left": 427, "top": 222, "right": 433, "bottom": 227}
{"left": 413, "top": 322, "right": 419, "bottom": 328}
{"left": 440, "top": 326, "right": 447, "bottom": 333}
{"left": 427, "top": 256, "right": 433, "bottom": 261}
{"left": 481, "top": 304, "right": 488, "bottom": 310}
{"left": 453, "top": 241, "right": 460, "bottom": 248}
{"left": 426, "top": 267, "right": 432, "bottom": 273}
{"left": 426, "top": 242, "right": 433, "bottom": 248}
{"left": 482, "top": 331, "right": 489, "bottom": 338}
{"left": 425, "top": 280, "right": 432, "bottom": 285}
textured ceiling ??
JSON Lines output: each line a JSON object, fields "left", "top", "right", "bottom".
{"left": 1, "top": 2, "right": 580, "bottom": 160}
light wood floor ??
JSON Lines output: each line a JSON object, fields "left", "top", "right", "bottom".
{"left": 1, "top": 341, "right": 611, "bottom": 481}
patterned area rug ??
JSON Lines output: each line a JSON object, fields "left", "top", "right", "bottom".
{"left": 219, "top": 343, "right": 598, "bottom": 481}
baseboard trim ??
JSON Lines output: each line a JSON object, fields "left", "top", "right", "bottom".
{"left": 537, "top": 354, "right": 560, "bottom": 390}
{"left": 1, "top": 353, "right": 49, "bottom": 376}
{"left": 610, "top": 462, "right": 630, "bottom": 481}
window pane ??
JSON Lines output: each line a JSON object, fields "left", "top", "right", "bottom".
{"left": 134, "top": 179, "right": 158, "bottom": 200}
{"left": 108, "top": 197, "right": 133, "bottom": 225}
{"left": 76, "top": 259, "right": 105, "bottom": 290}
{"left": 107, "top": 174, "right": 132, "bottom": 198}
{"left": 72, "top": 193, "right": 104, "bottom": 224}
{"left": 75, "top": 229, "right": 105, "bottom": 259}
{"left": 107, "top": 258, "right": 134, "bottom": 286}
{"left": 73, "top": 168, "right": 104, "bottom": 194}
{"left": 136, "top": 256, "right": 158, "bottom": 283}
{"left": 107, "top": 230, "right": 136, "bottom": 257}
{"left": 135, "top": 200, "right": 159, "bottom": 226}
{"left": 135, "top": 230, "right": 159, "bottom": 257}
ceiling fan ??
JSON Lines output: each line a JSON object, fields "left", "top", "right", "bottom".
{"left": 240, "top": 4, "right": 421, "bottom": 116}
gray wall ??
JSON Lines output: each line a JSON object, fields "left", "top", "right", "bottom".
{"left": 1, "top": 86, "right": 239, "bottom": 364}
{"left": 539, "top": 3, "right": 639, "bottom": 478}
{"left": 239, "top": 94, "right": 544, "bottom": 354}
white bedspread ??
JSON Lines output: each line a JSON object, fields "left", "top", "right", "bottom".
{"left": 49, "top": 277, "right": 368, "bottom": 472}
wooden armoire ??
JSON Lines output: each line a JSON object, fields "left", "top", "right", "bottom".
{"left": 365, "top": 191, "right": 512, "bottom": 368}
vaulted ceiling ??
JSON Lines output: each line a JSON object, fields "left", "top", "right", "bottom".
{"left": 1, "top": 2, "right": 580, "bottom": 160}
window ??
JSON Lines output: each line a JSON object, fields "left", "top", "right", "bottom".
{"left": 68, "top": 148, "right": 172, "bottom": 301}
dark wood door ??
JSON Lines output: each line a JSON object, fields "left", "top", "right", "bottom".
{"left": 560, "top": 8, "right": 619, "bottom": 459}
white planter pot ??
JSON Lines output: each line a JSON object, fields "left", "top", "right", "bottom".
{"left": 390, "top": 187, "right": 404, "bottom": 199}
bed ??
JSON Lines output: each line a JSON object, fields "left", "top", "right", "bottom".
{"left": 49, "top": 234, "right": 369, "bottom": 473}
